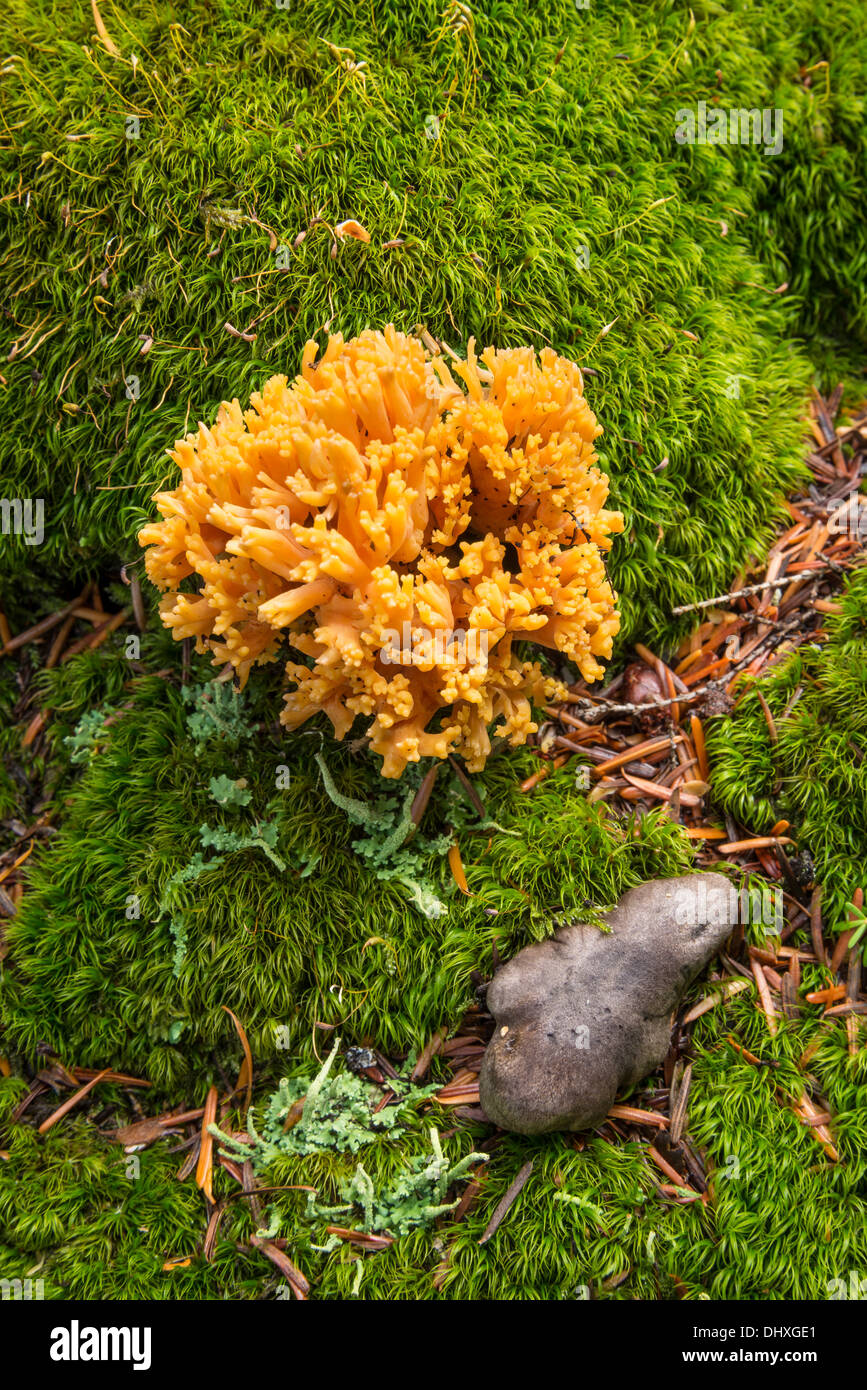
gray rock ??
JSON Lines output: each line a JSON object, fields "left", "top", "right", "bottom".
{"left": 478, "top": 874, "right": 734, "bottom": 1135}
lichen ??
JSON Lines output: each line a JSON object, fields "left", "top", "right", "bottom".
{"left": 305, "top": 1127, "right": 488, "bottom": 1244}
{"left": 210, "top": 1038, "right": 438, "bottom": 1166}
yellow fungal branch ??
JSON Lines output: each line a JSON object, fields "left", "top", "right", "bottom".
{"left": 139, "top": 325, "right": 623, "bottom": 777}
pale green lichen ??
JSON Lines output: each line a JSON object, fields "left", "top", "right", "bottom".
{"left": 315, "top": 751, "right": 515, "bottom": 919}
{"left": 182, "top": 680, "right": 253, "bottom": 751}
{"left": 316, "top": 752, "right": 452, "bottom": 917}
{"left": 305, "top": 1127, "right": 489, "bottom": 1244}
{"left": 64, "top": 705, "right": 115, "bottom": 764}
{"left": 210, "top": 1038, "right": 438, "bottom": 1167}
{"left": 208, "top": 774, "right": 252, "bottom": 808}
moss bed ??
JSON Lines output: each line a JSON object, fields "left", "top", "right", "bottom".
{"left": 1, "top": 0, "right": 866, "bottom": 1303}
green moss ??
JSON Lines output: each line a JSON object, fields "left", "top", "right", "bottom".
{"left": 0, "top": 664, "right": 27, "bottom": 821}
{"left": 214, "top": 996, "right": 863, "bottom": 1301}
{"left": 707, "top": 565, "right": 867, "bottom": 939}
{"left": 0, "top": 656, "right": 695, "bottom": 1094}
{"left": 745, "top": 5, "right": 867, "bottom": 356}
{"left": 0, "top": 1082, "right": 261, "bottom": 1300}
{"left": 3, "top": 0, "right": 867, "bottom": 1307}
{"left": 6, "top": 0, "right": 853, "bottom": 652}
{"left": 3, "top": 942, "right": 866, "bottom": 1300}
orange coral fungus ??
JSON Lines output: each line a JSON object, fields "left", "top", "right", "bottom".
{"left": 139, "top": 325, "right": 623, "bottom": 777}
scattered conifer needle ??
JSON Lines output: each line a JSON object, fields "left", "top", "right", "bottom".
{"left": 809, "top": 886, "right": 827, "bottom": 966}
{"left": 756, "top": 691, "right": 778, "bottom": 743}
{"left": 791, "top": 1092, "right": 838, "bottom": 1161}
{"left": 690, "top": 714, "right": 709, "bottom": 781}
{"left": 249, "top": 1234, "right": 310, "bottom": 1296}
{"left": 324, "top": 1226, "right": 392, "bottom": 1250}
{"left": 60, "top": 607, "right": 130, "bottom": 662}
{"left": 196, "top": 1086, "right": 218, "bottom": 1203}
{"left": 436, "top": 1080, "right": 480, "bottom": 1105}
{"left": 718, "top": 836, "right": 794, "bottom": 854}
{"left": 591, "top": 735, "right": 675, "bottom": 776}
{"left": 519, "top": 765, "right": 547, "bottom": 791}
{"left": 647, "top": 1145, "right": 686, "bottom": 1186}
{"left": 282, "top": 1097, "right": 307, "bottom": 1133}
{"left": 658, "top": 1183, "right": 704, "bottom": 1203}
{"left": 410, "top": 762, "right": 440, "bottom": 826}
{"left": 38, "top": 1068, "right": 111, "bottom": 1133}
{"left": 73, "top": 1067, "right": 151, "bottom": 1087}
{"left": 221, "top": 1005, "right": 253, "bottom": 1113}
{"left": 622, "top": 773, "right": 701, "bottom": 807}
{"left": 22, "top": 711, "right": 49, "bottom": 748}
{"left": 448, "top": 754, "right": 487, "bottom": 818}
{"left": 448, "top": 842, "right": 471, "bottom": 895}
{"left": 830, "top": 929, "right": 854, "bottom": 973}
{"left": 0, "top": 843, "right": 33, "bottom": 886}
{"left": 411, "top": 1028, "right": 445, "bottom": 1082}
{"left": 751, "top": 958, "right": 779, "bottom": 1035}
{"left": 0, "top": 587, "right": 89, "bottom": 655}
{"left": 727, "top": 1036, "right": 763, "bottom": 1066}
{"left": 683, "top": 978, "right": 750, "bottom": 1023}
{"left": 607, "top": 1105, "right": 669, "bottom": 1128}
{"left": 478, "top": 1159, "right": 534, "bottom": 1245}
{"left": 90, "top": 0, "right": 119, "bottom": 55}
